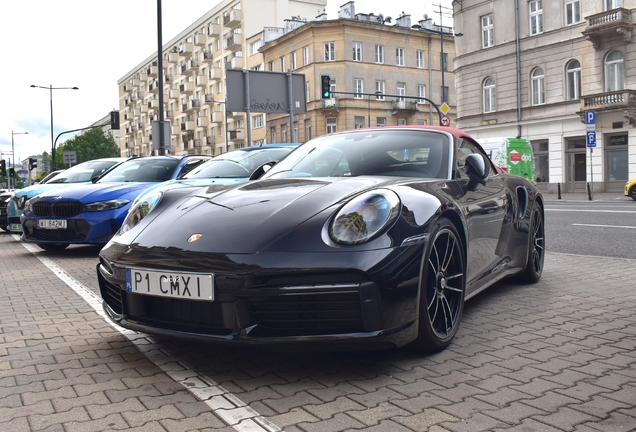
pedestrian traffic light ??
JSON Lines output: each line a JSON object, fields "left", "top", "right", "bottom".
{"left": 29, "top": 158, "right": 38, "bottom": 170}
{"left": 8, "top": 168, "right": 15, "bottom": 178}
{"left": 0, "top": 159, "right": 5, "bottom": 177}
{"left": 110, "top": 110, "right": 120, "bottom": 130}
{"left": 321, "top": 75, "right": 331, "bottom": 99}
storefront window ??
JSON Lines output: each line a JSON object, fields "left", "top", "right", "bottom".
{"left": 606, "top": 134, "right": 628, "bottom": 181}
{"left": 532, "top": 140, "right": 549, "bottom": 183}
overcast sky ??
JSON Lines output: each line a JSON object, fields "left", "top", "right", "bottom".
{"left": 0, "top": 0, "right": 453, "bottom": 165}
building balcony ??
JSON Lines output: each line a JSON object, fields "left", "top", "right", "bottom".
{"left": 228, "top": 111, "right": 243, "bottom": 120}
{"left": 165, "top": 110, "right": 174, "bottom": 118}
{"left": 205, "top": 136, "right": 215, "bottom": 146}
{"left": 196, "top": 75, "right": 209, "bottom": 86}
{"left": 164, "top": 74, "right": 173, "bottom": 83}
{"left": 178, "top": 42, "right": 194, "bottom": 55}
{"left": 187, "top": 59, "right": 200, "bottom": 70}
{"left": 579, "top": 89, "right": 636, "bottom": 124}
{"left": 138, "top": 104, "right": 148, "bottom": 113}
{"left": 194, "top": 33, "right": 207, "bottom": 46}
{"left": 180, "top": 121, "right": 196, "bottom": 132}
{"left": 169, "top": 89, "right": 180, "bottom": 99}
{"left": 223, "top": 10, "right": 242, "bottom": 28}
{"left": 392, "top": 100, "right": 418, "bottom": 112}
{"left": 321, "top": 98, "right": 338, "bottom": 109}
{"left": 148, "top": 82, "right": 159, "bottom": 94}
{"left": 146, "top": 64, "right": 158, "bottom": 77}
{"left": 179, "top": 82, "right": 195, "bottom": 95}
{"left": 186, "top": 99, "right": 201, "bottom": 112}
{"left": 209, "top": 67, "right": 223, "bottom": 81}
{"left": 582, "top": 8, "right": 633, "bottom": 49}
{"left": 148, "top": 99, "right": 160, "bottom": 109}
{"left": 229, "top": 56, "right": 244, "bottom": 70}
{"left": 228, "top": 129, "right": 245, "bottom": 143}
{"left": 224, "top": 34, "right": 243, "bottom": 50}
{"left": 207, "top": 23, "right": 221, "bottom": 36}
{"left": 202, "top": 50, "right": 215, "bottom": 64}
{"left": 197, "top": 117, "right": 209, "bottom": 128}
{"left": 204, "top": 94, "right": 216, "bottom": 104}
{"left": 167, "top": 52, "right": 179, "bottom": 64}
{"left": 211, "top": 111, "right": 225, "bottom": 124}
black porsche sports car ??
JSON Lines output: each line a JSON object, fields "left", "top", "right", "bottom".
{"left": 98, "top": 126, "right": 544, "bottom": 351}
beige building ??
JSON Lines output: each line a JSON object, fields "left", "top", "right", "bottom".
{"left": 117, "top": 0, "right": 327, "bottom": 157}
{"left": 453, "top": 0, "right": 635, "bottom": 193}
{"left": 260, "top": 1, "right": 457, "bottom": 143}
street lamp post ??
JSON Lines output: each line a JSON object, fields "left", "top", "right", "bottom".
{"left": 30, "top": 84, "right": 79, "bottom": 171}
{"left": 11, "top": 131, "right": 28, "bottom": 190}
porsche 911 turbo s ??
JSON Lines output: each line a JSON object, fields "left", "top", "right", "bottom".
{"left": 98, "top": 126, "right": 545, "bottom": 351}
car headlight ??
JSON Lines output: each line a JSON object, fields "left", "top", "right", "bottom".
{"left": 84, "top": 199, "right": 131, "bottom": 212}
{"left": 330, "top": 189, "right": 401, "bottom": 245}
{"left": 120, "top": 191, "right": 163, "bottom": 233}
{"left": 24, "top": 199, "right": 34, "bottom": 213}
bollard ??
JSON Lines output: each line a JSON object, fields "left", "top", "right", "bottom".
{"left": 587, "top": 183, "right": 592, "bottom": 201}
{"left": 557, "top": 183, "right": 561, "bottom": 200}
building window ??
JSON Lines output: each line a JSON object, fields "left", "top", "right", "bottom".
{"left": 353, "top": 42, "right": 362, "bottom": 61}
{"left": 566, "top": 59, "right": 581, "bottom": 100}
{"left": 305, "top": 82, "right": 310, "bottom": 102}
{"left": 355, "top": 116, "right": 365, "bottom": 128}
{"left": 482, "top": 14, "right": 493, "bottom": 48}
{"left": 416, "top": 50, "right": 424, "bottom": 68}
{"left": 605, "top": 50, "right": 624, "bottom": 91}
{"left": 280, "top": 57, "right": 285, "bottom": 72}
{"left": 290, "top": 52, "right": 296, "bottom": 70}
{"left": 397, "top": 82, "right": 405, "bottom": 101}
{"left": 293, "top": 122, "right": 298, "bottom": 142}
{"left": 441, "top": 53, "right": 448, "bottom": 71}
{"left": 531, "top": 67, "right": 545, "bottom": 105}
{"left": 442, "top": 86, "right": 449, "bottom": 103}
{"left": 605, "top": 0, "right": 623, "bottom": 10}
{"left": 303, "top": 46, "right": 310, "bottom": 65}
{"left": 396, "top": 48, "right": 404, "bottom": 66}
{"left": 375, "top": 45, "right": 384, "bottom": 64}
{"left": 565, "top": 1, "right": 581, "bottom": 25}
{"left": 417, "top": 85, "right": 426, "bottom": 103}
{"left": 305, "top": 119, "right": 311, "bottom": 141}
{"left": 377, "top": 117, "right": 386, "bottom": 127}
{"left": 532, "top": 140, "right": 549, "bottom": 183}
{"left": 281, "top": 124, "right": 288, "bottom": 143}
{"left": 529, "top": 1, "right": 543, "bottom": 35}
{"left": 324, "top": 42, "right": 335, "bottom": 61}
{"left": 397, "top": 118, "right": 406, "bottom": 125}
{"left": 271, "top": 126, "right": 276, "bottom": 143}
{"left": 483, "top": 76, "right": 496, "bottom": 112}
{"left": 354, "top": 79, "right": 363, "bottom": 99}
{"left": 268, "top": 61, "right": 274, "bottom": 71}
{"left": 605, "top": 134, "right": 628, "bottom": 181}
{"left": 375, "top": 81, "right": 385, "bottom": 100}
{"left": 326, "top": 117, "right": 337, "bottom": 134}
{"left": 252, "top": 114, "right": 263, "bottom": 128}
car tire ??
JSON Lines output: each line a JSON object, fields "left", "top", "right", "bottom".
{"left": 412, "top": 217, "right": 466, "bottom": 352}
{"left": 516, "top": 204, "right": 544, "bottom": 283}
{"left": 630, "top": 186, "right": 636, "bottom": 201}
{"left": 36, "top": 243, "right": 69, "bottom": 251}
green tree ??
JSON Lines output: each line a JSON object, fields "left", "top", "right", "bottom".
{"left": 55, "top": 128, "right": 120, "bottom": 169}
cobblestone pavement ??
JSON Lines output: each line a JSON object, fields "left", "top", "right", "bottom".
{"left": 1, "top": 231, "right": 635, "bottom": 432}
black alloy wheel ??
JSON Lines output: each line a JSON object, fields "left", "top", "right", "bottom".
{"left": 517, "top": 204, "right": 545, "bottom": 283}
{"left": 630, "top": 186, "right": 636, "bottom": 201}
{"left": 413, "top": 217, "right": 466, "bottom": 352}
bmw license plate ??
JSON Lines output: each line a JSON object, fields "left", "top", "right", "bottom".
{"left": 125, "top": 268, "right": 214, "bottom": 301}
{"left": 38, "top": 219, "right": 67, "bottom": 229}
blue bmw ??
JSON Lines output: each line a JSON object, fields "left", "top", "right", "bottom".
{"left": 20, "top": 155, "right": 210, "bottom": 250}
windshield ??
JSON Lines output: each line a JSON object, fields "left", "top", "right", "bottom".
{"left": 184, "top": 148, "right": 293, "bottom": 179}
{"left": 39, "top": 170, "right": 64, "bottom": 184}
{"left": 98, "top": 158, "right": 179, "bottom": 183}
{"left": 46, "top": 160, "right": 122, "bottom": 183}
{"left": 263, "top": 130, "right": 451, "bottom": 180}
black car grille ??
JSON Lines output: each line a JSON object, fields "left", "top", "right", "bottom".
{"left": 33, "top": 201, "right": 83, "bottom": 217}
{"left": 22, "top": 219, "right": 90, "bottom": 241}
{"left": 98, "top": 270, "right": 123, "bottom": 314}
{"left": 248, "top": 291, "right": 363, "bottom": 335}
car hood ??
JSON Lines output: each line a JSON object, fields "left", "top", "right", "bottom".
{"left": 126, "top": 177, "right": 432, "bottom": 254}
{"left": 34, "top": 182, "right": 157, "bottom": 202}
{"left": 15, "top": 182, "right": 83, "bottom": 199}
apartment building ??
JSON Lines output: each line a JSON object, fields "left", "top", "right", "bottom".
{"left": 453, "top": 0, "right": 635, "bottom": 193}
{"left": 117, "top": 0, "right": 327, "bottom": 157}
{"left": 260, "top": 1, "right": 457, "bottom": 142}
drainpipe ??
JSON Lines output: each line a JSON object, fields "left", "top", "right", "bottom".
{"left": 515, "top": 0, "right": 522, "bottom": 138}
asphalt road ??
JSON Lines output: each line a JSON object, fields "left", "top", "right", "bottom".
{"left": 544, "top": 200, "right": 636, "bottom": 260}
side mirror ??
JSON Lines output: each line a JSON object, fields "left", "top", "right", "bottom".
{"left": 249, "top": 162, "right": 275, "bottom": 181}
{"left": 91, "top": 175, "right": 100, "bottom": 183}
{"left": 464, "top": 154, "right": 490, "bottom": 185}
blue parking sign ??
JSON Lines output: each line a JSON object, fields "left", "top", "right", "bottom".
{"left": 585, "top": 110, "right": 596, "bottom": 125}
{"left": 586, "top": 131, "right": 596, "bottom": 148}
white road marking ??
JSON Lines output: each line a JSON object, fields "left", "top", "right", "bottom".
{"left": 545, "top": 209, "right": 636, "bottom": 213}
{"left": 572, "top": 223, "right": 636, "bottom": 229}
{"left": 16, "top": 236, "right": 280, "bottom": 432}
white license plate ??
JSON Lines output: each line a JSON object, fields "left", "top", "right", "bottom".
{"left": 38, "top": 219, "right": 67, "bottom": 229}
{"left": 10, "top": 223, "right": 23, "bottom": 232}
{"left": 125, "top": 268, "right": 214, "bottom": 301}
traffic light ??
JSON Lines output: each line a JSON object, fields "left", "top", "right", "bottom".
{"left": 29, "top": 158, "right": 38, "bottom": 170}
{"left": 8, "top": 168, "right": 15, "bottom": 178}
{"left": 321, "top": 75, "right": 331, "bottom": 99}
{"left": 0, "top": 159, "right": 5, "bottom": 177}
{"left": 110, "top": 111, "right": 120, "bottom": 130}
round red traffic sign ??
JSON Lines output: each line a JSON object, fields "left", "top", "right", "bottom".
{"left": 440, "top": 115, "right": 450, "bottom": 126}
